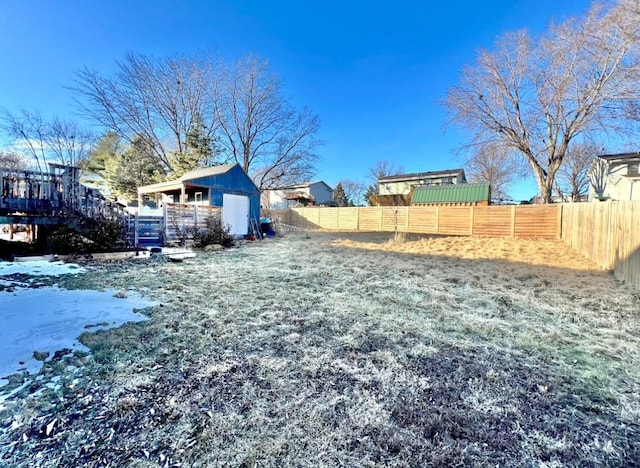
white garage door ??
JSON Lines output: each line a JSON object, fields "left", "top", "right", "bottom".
{"left": 222, "top": 194, "right": 249, "bottom": 236}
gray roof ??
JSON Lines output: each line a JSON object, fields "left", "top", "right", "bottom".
{"left": 275, "top": 180, "right": 334, "bottom": 192}
{"left": 379, "top": 168, "right": 466, "bottom": 183}
{"left": 598, "top": 152, "right": 640, "bottom": 162}
{"left": 179, "top": 163, "right": 237, "bottom": 181}
{"left": 138, "top": 163, "right": 240, "bottom": 194}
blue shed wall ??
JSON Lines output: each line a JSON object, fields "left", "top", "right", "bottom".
{"left": 187, "top": 165, "right": 260, "bottom": 231}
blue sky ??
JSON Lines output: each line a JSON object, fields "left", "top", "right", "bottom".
{"left": 0, "top": 0, "right": 594, "bottom": 200}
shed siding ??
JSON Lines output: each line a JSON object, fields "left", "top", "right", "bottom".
{"left": 185, "top": 165, "right": 260, "bottom": 234}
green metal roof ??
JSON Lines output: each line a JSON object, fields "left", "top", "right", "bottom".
{"left": 411, "top": 183, "right": 490, "bottom": 204}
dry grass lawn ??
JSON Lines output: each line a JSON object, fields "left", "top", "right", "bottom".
{"left": 1, "top": 231, "right": 639, "bottom": 467}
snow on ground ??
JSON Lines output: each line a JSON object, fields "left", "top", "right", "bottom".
{"left": 0, "top": 260, "right": 156, "bottom": 388}
{"left": 0, "top": 260, "right": 85, "bottom": 277}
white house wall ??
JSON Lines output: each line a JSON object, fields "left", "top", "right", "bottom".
{"left": 379, "top": 174, "right": 465, "bottom": 196}
{"left": 594, "top": 161, "right": 640, "bottom": 201}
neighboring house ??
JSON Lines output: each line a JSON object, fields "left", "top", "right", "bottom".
{"left": 137, "top": 163, "right": 260, "bottom": 236}
{"left": 378, "top": 169, "right": 467, "bottom": 196}
{"left": 589, "top": 152, "right": 640, "bottom": 201}
{"left": 262, "top": 181, "right": 334, "bottom": 209}
{"left": 411, "top": 182, "right": 491, "bottom": 206}
{"left": 371, "top": 168, "right": 467, "bottom": 206}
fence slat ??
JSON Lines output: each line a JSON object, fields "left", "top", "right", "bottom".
{"left": 268, "top": 201, "right": 640, "bottom": 289}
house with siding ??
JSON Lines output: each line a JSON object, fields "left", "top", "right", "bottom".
{"left": 137, "top": 163, "right": 260, "bottom": 237}
{"left": 589, "top": 152, "right": 640, "bottom": 201}
{"left": 378, "top": 169, "right": 467, "bottom": 196}
{"left": 262, "top": 181, "right": 334, "bottom": 209}
{"left": 371, "top": 168, "right": 467, "bottom": 206}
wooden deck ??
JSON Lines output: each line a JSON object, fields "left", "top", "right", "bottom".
{"left": 1, "top": 164, "right": 132, "bottom": 238}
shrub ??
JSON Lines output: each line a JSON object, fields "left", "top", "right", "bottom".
{"left": 46, "top": 215, "right": 128, "bottom": 254}
{"left": 191, "top": 216, "right": 234, "bottom": 248}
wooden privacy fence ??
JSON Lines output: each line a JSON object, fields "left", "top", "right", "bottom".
{"left": 562, "top": 201, "right": 640, "bottom": 288}
{"left": 131, "top": 203, "right": 221, "bottom": 246}
{"left": 268, "top": 205, "right": 561, "bottom": 239}
{"left": 268, "top": 202, "right": 640, "bottom": 289}
{"left": 164, "top": 203, "right": 221, "bottom": 244}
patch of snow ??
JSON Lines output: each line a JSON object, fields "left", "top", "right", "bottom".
{"left": 0, "top": 260, "right": 85, "bottom": 276}
{"left": 0, "top": 286, "right": 156, "bottom": 387}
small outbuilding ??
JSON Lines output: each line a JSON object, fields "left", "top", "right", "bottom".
{"left": 137, "top": 163, "right": 260, "bottom": 237}
{"left": 411, "top": 183, "right": 491, "bottom": 206}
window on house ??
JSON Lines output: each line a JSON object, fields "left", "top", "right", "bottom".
{"left": 628, "top": 163, "right": 639, "bottom": 176}
{"left": 195, "top": 192, "right": 203, "bottom": 203}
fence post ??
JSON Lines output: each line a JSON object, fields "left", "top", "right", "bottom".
{"left": 510, "top": 206, "right": 516, "bottom": 238}
{"left": 470, "top": 206, "right": 475, "bottom": 236}
{"left": 436, "top": 206, "right": 440, "bottom": 234}
{"left": 163, "top": 203, "right": 168, "bottom": 244}
{"left": 557, "top": 204, "right": 563, "bottom": 240}
{"left": 405, "top": 206, "right": 410, "bottom": 232}
{"left": 134, "top": 214, "right": 139, "bottom": 248}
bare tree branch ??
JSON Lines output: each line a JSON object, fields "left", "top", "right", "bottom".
{"left": 70, "top": 52, "right": 219, "bottom": 172}
{"left": 465, "top": 143, "right": 523, "bottom": 202}
{"left": 445, "top": 1, "right": 640, "bottom": 203}
{"left": 214, "top": 55, "right": 321, "bottom": 190}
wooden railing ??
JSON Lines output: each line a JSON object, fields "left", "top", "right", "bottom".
{"left": 1, "top": 165, "right": 130, "bottom": 224}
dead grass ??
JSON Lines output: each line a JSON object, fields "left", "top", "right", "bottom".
{"left": 1, "top": 232, "right": 639, "bottom": 467}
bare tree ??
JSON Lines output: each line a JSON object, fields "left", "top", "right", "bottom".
{"left": 445, "top": 1, "right": 640, "bottom": 203}
{"left": 0, "top": 150, "right": 28, "bottom": 170}
{"left": 555, "top": 141, "right": 599, "bottom": 202}
{"left": 339, "top": 179, "right": 367, "bottom": 206}
{"left": 0, "top": 108, "right": 49, "bottom": 170}
{"left": 366, "top": 160, "right": 404, "bottom": 188}
{"left": 365, "top": 160, "right": 404, "bottom": 205}
{"left": 70, "top": 53, "right": 218, "bottom": 173}
{"left": 1, "top": 109, "right": 95, "bottom": 169}
{"left": 45, "top": 117, "right": 95, "bottom": 166}
{"left": 214, "top": 55, "right": 321, "bottom": 190}
{"left": 465, "top": 143, "right": 522, "bottom": 202}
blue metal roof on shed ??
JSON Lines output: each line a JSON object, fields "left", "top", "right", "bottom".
{"left": 411, "top": 183, "right": 490, "bottom": 204}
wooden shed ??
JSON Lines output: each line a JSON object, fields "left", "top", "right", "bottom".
{"left": 137, "top": 163, "right": 260, "bottom": 237}
{"left": 411, "top": 183, "right": 491, "bottom": 206}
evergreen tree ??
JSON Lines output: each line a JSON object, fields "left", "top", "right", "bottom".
{"left": 83, "top": 131, "right": 122, "bottom": 174}
{"left": 104, "top": 135, "right": 165, "bottom": 200}
{"left": 169, "top": 113, "right": 220, "bottom": 178}
{"left": 364, "top": 185, "right": 377, "bottom": 206}
{"left": 332, "top": 182, "right": 349, "bottom": 207}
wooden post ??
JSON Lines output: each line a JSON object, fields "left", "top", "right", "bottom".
{"left": 162, "top": 202, "right": 168, "bottom": 246}
{"left": 510, "top": 206, "right": 516, "bottom": 238}
{"left": 405, "top": 206, "right": 410, "bottom": 233}
{"left": 134, "top": 214, "right": 139, "bottom": 248}
{"left": 469, "top": 206, "right": 475, "bottom": 236}
{"left": 435, "top": 206, "right": 440, "bottom": 234}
